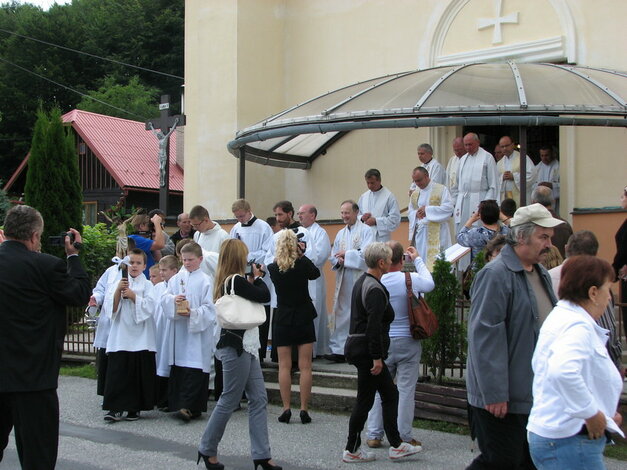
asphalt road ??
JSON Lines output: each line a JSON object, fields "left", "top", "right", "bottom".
{"left": 1, "top": 376, "right": 624, "bottom": 470}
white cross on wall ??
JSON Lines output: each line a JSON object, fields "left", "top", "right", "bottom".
{"left": 477, "top": 0, "right": 519, "bottom": 44}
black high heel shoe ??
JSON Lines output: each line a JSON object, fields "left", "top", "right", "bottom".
{"left": 197, "top": 451, "right": 224, "bottom": 470}
{"left": 299, "top": 410, "right": 311, "bottom": 424}
{"left": 277, "top": 409, "right": 291, "bottom": 423}
{"left": 253, "top": 458, "right": 282, "bottom": 470}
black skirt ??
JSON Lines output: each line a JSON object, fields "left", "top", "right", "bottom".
{"left": 167, "top": 365, "right": 209, "bottom": 413}
{"left": 273, "top": 320, "right": 316, "bottom": 347}
{"left": 103, "top": 350, "right": 156, "bottom": 411}
{"left": 96, "top": 347, "right": 108, "bottom": 396}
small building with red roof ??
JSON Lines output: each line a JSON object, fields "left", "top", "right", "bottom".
{"left": 4, "top": 109, "right": 184, "bottom": 224}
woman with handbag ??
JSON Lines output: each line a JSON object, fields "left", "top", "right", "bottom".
{"left": 197, "top": 239, "right": 282, "bottom": 470}
{"left": 342, "top": 242, "right": 423, "bottom": 463}
{"left": 365, "top": 242, "right": 434, "bottom": 450}
{"left": 268, "top": 229, "right": 320, "bottom": 424}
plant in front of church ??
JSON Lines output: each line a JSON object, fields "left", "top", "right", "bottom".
{"left": 422, "top": 253, "right": 466, "bottom": 384}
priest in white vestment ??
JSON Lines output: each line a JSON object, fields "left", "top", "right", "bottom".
{"left": 327, "top": 200, "right": 375, "bottom": 362}
{"left": 445, "top": 137, "right": 465, "bottom": 192}
{"left": 450, "top": 133, "right": 499, "bottom": 235}
{"left": 533, "top": 147, "right": 560, "bottom": 215}
{"left": 298, "top": 204, "right": 332, "bottom": 357}
{"left": 190, "top": 205, "right": 230, "bottom": 280}
{"left": 408, "top": 167, "right": 454, "bottom": 271}
{"left": 496, "top": 136, "right": 536, "bottom": 206}
{"left": 357, "top": 168, "right": 401, "bottom": 242}
{"left": 409, "top": 143, "right": 446, "bottom": 193}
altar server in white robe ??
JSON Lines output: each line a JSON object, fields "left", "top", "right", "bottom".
{"left": 357, "top": 168, "right": 401, "bottom": 242}
{"left": 497, "top": 136, "right": 536, "bottom": 207}
{"left": 298, "top": 203, "right": 332, "bottom": 357}
{"left": 533, "top": 146, "right": 560, "bottom": 215}
{"left": 90, "top": 262, "right": 123, "bottom": 397}
{"left": 451, "top": 133, "right": 499, "bottom": 234}
{"left": 154, "top": 255, "right": 179, "bottom": 409}
{"left": 326, "top": 200, "right": 375, "bottom": 362}
{"left": 190, "top": 204, "right": 229, "bottom": 280}
{"left": 230, "top": 198, "right": 274, "bottom": 360}
{"left": 102, "top": 249, "right": 157, "bottom": 422}
{"left": 408, "top": 167, "right": 454, "bottom": 271}
{"left": 160, "top": 242, "right": 217, "bottom": 422}
{"left": 446, "top": 137, "right": 465, "bottom": 192}
{"left": 409, "top": 143, "right": 446, "bottom": 193}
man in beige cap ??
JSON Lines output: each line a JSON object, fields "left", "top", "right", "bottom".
{"left": 465, "top": 203, "right": 563, "bottom": 470}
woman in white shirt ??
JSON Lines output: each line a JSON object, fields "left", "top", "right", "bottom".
{"left": 527, "top": 255, "right": 624, "bottom": 470}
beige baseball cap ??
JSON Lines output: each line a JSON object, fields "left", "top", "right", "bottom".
{"left": 510, "top": 203, "right": 564, "bottom": 228}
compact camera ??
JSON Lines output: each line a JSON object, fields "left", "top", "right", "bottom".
{"left": 48, "top": 231, "right": 75, "bottom": 246}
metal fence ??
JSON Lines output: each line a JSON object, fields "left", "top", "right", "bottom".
{"left": 63, "top": 306, "right": 97, "bottom": 357}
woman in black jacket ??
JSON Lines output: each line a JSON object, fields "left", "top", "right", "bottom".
{"left": 268, "top": 229, "right": 320, "bottom": 424}
{"left": 197, "top": 239, "right": 281, "bottom": 470}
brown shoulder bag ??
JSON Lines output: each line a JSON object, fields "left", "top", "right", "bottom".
{"left": 405, "top": 272, "right": 438, "bottom": 340}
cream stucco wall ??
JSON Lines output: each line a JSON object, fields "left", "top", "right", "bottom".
{"left": 185, "top": 0, "right": 627, "bottom": 222}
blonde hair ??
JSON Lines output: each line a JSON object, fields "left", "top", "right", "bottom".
{"left": 159, "top": 255, "right": 179, "bottom": 270}
{"left": 275, "top": 229, "right": 298, "bottom": 272}
{"left": 213, "top": 239, "right": 248, "bottom": 300}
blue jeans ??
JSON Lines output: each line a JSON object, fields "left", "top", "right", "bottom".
{"left": 367, "top": 337, "right": 421, "bottom": 442}
{"left": 528, "top": 431, "right": 607, "bottom": 470}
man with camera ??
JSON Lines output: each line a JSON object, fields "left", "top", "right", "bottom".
{"left": 129, "top": 212, "right": 165, "bottom": 277}
{"left": 0, "top": 205, "right": 91, "bottom": 470}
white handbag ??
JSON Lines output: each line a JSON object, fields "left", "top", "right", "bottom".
{"left": 215, "top": 275, "right": 266, "bottom": 329}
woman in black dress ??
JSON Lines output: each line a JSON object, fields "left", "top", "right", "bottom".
{"left": 268, "top": 229, "right": 320, "bottom": 424}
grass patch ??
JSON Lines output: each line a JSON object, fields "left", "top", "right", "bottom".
{"left": 60, "top": 363, "right": 97, "bottom": 380}
{"left": 413, "top": 418, "right": 470, "bottom": 435}
{"left": 605, "top": 437, "right": 627, "bottom": 461}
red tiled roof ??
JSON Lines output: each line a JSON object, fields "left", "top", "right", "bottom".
{"left": 62, "top": 109, "right": 184, "bottom": 192}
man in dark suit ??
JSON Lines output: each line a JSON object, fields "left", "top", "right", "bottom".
{"left": 0, "top": 205, "right": 91, "bottom": 470}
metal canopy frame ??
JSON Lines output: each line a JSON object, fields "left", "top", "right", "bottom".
{"left": 226, "top": 62, "right": 627, "bottom": 198}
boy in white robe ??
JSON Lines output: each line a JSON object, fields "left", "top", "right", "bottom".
{"left": 102, "top": 249, "right": 157, "bottom": 422}
{"left": 154, "top": 255, "right": 179, "bottom": 410}
{"left": 160, "top": 242, "right": 216, "bottom": 422}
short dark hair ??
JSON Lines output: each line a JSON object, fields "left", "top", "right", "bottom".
{"left": 412, "top": 166, "right": 429, "bottom": 177}
{"left": 148, "top": 209, "right": 165, "bottom": 217}
{"left": 500, "top": 198, "right": 517, "bottom": 218}
{"left": 273, "top": 200, "right": 294, "bottom": 217}
{"left": 565, "top": 230, "right": 599, "bottom": 257}
{"left": 266, "top": 216, "right": 277, "bottom": 227}
{"left": 3, "top": 205, "right": 43, "bottom": 241}
{"left": 478, "top": 200, "right": 500, "bottom": 225}
{"left": 558, "top": 255, "right": 614, "bottom": 303}
{"left": 189, "top": 205, "right": 209, "bottom": 220}
{"left": 340, "top": 200, "right": 359, "bottom": 213}
{"left": 364, "top": 168, "right": 381, "bottom": 180}
{"left": 129, "top": 248, "right": 147, "bottom": 264}
{"left": 387, "top": 240, "right": 404, "bottom": 264}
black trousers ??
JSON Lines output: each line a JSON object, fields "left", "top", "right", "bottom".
{"left": 466, "top": 405, "right": 536, "bottom": 470}
{"left": 345, "top": 359, "right": 401, "bottom": 452}
{"left": 0, "top": 389, "right": 59, "bottom": 470}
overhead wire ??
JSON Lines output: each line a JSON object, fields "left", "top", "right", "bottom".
{"left": 0, "top": 27, "right": 183, "bottom": 80}
{"left": 0, "top": 55, "right": 149, "bottom": 121}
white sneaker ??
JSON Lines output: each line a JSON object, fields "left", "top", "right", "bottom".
{"left": 389, "top": 441, "right": 422, "bottom": 460}
{"left": 342, "top": 448, "right": 376, "bottom": 463}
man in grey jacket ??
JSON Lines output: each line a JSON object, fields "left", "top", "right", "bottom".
{"left": 465, "top": 203, "right": 563, "bottom": 470}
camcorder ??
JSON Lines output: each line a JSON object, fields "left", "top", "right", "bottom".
{"left": 48, "top": 231, "right": 82, "bottom": 249}
{"left": 290, "top": 228, "right": 306, "bottom": 251}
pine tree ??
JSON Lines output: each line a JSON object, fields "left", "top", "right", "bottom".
{"left": 24, "top": 107, "right": 83, "bottom": 254}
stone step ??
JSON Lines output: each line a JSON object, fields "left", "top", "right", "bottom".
{"left": 262, "top": 367, "right": 358, "bottom": 391}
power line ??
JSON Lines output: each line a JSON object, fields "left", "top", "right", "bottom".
{"left": 0, "top": 27, "right": 184, "bottom": 80}
{"left": 0, "top": 55, "right": 149, "bottom": 121}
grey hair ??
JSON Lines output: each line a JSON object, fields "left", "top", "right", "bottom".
{"left": 418, "top": 143, "right": 433, "bottom": 154}
{"left": 364, "top": 242, "right": 393, "bottom": 269}
{"left": 506, "top": 222, "right": 537, "bottom": 246}
{"left": 531, "top": 186, "right": 554, "bottom": 208}
{"left": 3, "top": 205, "right": 44, "bottom": 241}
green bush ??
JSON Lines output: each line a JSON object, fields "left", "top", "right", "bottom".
{"left": 81, "top": 223, "right": 117, "bottom": 287}
{"left": 422, "top": 254, "right": 467, "bottom": 384}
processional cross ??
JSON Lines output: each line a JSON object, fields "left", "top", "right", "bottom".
{"left": 146, "top": 95, "right": 186, "bottom": 216}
